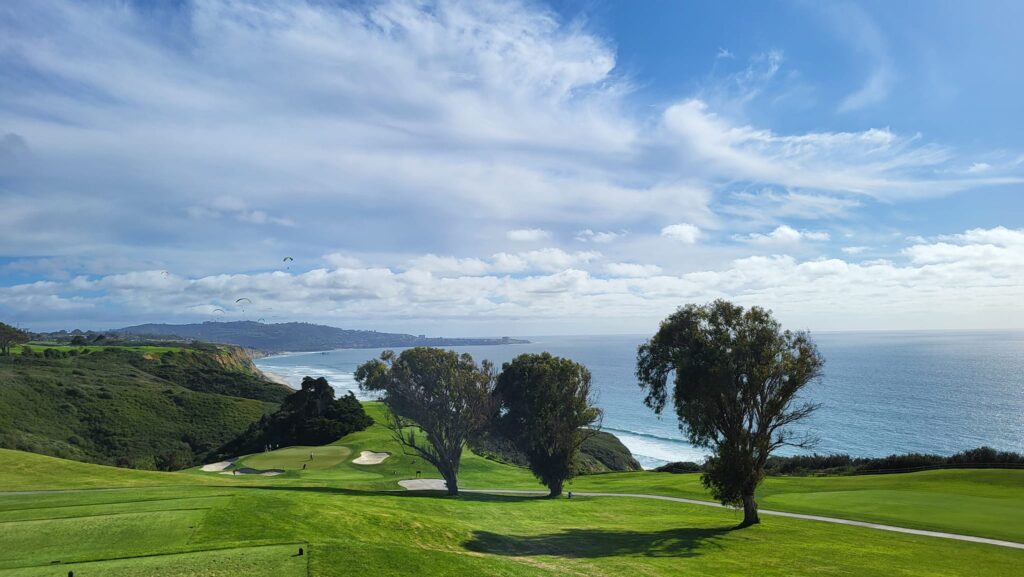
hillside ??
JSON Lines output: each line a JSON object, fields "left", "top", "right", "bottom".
{"left": 116, "top": 321, "right": 529, "bottom": 352}
{"left": 0, "top": 406, "right": 1020, "bottom": 576}
{"left": 0, "top": 345, "right": 291, "bottom": 469}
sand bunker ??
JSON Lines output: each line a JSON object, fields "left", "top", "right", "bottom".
{"left": 399, "top": 479, "right": 447, "bottom": 491}
{"left": 219, "top": 467, "right": 284, "bottom": 476}
{"left": 352, "top": 451, "right": 390, "bottom": 465}
{"left": 201, "top": 459, "right": 236, "bottom": 472}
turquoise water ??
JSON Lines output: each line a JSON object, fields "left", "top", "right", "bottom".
{"left": 255, "top": 331, "right": 1024, "bottom": 469}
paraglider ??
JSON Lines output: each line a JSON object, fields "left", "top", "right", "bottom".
{"left": 282, "top": 256, "right": 293, "bottom": 271}
{"left": 235, "top": 297, "right": 252, "bottom": 312}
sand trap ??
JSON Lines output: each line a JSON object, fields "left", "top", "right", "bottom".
{"left": 220, "top": 467, "right": 284, "bottom": 476}
{"left": 201, "top": 459, "right": 236, "bottom": 472}
{"left": 352, "top": 451, "right": 389, "bottom": 465}
{"left": 399, "top": 479, "right": 447, "bottom": 491}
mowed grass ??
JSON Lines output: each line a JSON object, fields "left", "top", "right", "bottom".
{"left": 236, "top": 445, "right": 353, "bottom": 471}
{"left": 211, "top": 403, "right": 1024, "bottom": 542}
{"left": 0, "top": 545, "right": 307, "bottom": 577}
{"left": 0, "top": 402, "right": 1021, "bottom": 576}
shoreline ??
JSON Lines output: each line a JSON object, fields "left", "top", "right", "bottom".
{"left": 258, "top": 368, "right": 295, "bottom": 388}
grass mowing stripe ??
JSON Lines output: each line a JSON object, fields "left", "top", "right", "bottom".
{"left": 0, "top": 494, "right": 233, "bottom": 514}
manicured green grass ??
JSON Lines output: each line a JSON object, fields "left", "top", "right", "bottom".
{"left": 237, "top": 445, "right": 353, "bottom": 471}
{"left": 191, "top": 403, "right": 1024, "bottom": 542}
{"left": 1, "top": 403, "right": 1021, "bottom": 576}
{"left": 0, "top": 544, "right": 307, "bottom": 577}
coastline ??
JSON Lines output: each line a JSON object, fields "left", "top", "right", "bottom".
{"left": 258, "top": 368, "right": 295, "bottom": 389}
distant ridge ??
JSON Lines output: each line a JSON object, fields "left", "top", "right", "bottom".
{"left": 116, "top": 321, "right": 528, "bottom": 353}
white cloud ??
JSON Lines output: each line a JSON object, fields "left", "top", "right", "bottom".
{"left": 661, "top": 223, "right": 702, "bottom": 244}
{"left": 726, "top": 190, "right": 861, "bottom": 221}
{"left": 576, "top": 229, "right": 623, "bottom": 243}
{"left": 322, "top": 253, "right": 363, "bottom": 269}
{"left": 842, "top": 246, "right": 869, "bottom": 255}
{"left": 736, "top": 225, "right": 830, "bottom": 245}
{"left": 506, "top": 228, "right": 552, "bottom": 242}
{"left": 966, "top": 162, "right": 992, "bottom": 174}
{"left": 7, "top": 226, "right": 1023, "bottom": 332}
{"left": 661, "top": 99, "right": 1019, "bottom": 200}
{"left": 605, "top": 263, "right": 662, "bottom": 277}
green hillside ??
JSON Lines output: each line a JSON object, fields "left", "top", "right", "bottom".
{"left": 1, "top": 403, "right": 1019, "bottom": 577}
{"left": 0, "top": 345, "right": 290, "bottom": 469}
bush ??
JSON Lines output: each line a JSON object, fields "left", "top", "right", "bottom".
{"left": 654, "top": 461, "right": 703, "bottom": 474}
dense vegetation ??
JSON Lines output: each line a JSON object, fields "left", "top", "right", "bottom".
{"left": 656, "top": 447, "right": 1024, "bottom": 476}
{"left": 0, "top": 345, "right": 289, "bottom": 469}
{"left": 217, "top": 376, "right": 373, "bottom": 457}
{"left": 116, "top": 321, "right": 528, "bottom": 352}
{"left": 470, "top": 430, "right": 641, "bottom": 473}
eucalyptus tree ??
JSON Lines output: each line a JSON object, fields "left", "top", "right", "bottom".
{"left": 637, "top": 300, "right": 823, "bottom": 526}
{"left": 355, "top": 347, "right": 494, "bottom": 496}
{"left": 495, "top": 353, "right": 602, "bottom": 497}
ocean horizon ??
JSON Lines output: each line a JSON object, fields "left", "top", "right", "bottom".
{"left": 255, "top": 329, "right": 1024, "bottom": 469}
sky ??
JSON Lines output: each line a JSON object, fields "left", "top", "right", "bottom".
{"left": 1, "top": 0, "right": 1022, "bottom": 336}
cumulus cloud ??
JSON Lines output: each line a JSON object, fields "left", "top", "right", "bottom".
{"left": 4, "top": 227, "right": 1022, "bottom": 332}
{"left": 661, "top": 223, "right": 702, "bottom": 244}
{"left": 841, "top": 246, "right": 869, "bottom": 255}
{"left": 506, "top": 229, "right": 552, "bottom": 242}
{"left": 736, "top": 225, "right": 830, "bottom": 245}
{"left": 576, "top": 229, "right": 623, "bottom": 243}
{"left": 605, "top": 263, "right": 662, "bottom": 277}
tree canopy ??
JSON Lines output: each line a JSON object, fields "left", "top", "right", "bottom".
{"left": 0, "top": 322, "right": 29, "bottom": 355}
{"left": 355, "top": 347, "right": 494, "bottom": 496}
{"left": 220, "top": 376, "right": 373, "bottom": 456}
{"left": 495, "top": 353, "right": 602, "bottom": 496}
{"left": 636, "top": 300, "right": 824, "bottom": 526}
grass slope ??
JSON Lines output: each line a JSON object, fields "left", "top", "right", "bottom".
{"left": 0, "top": 404, "right": 1020, "bottom": 576}
{"left": 0, "top": 346, "right": 288, "bottom": 469}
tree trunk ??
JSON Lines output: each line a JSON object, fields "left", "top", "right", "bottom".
{"left": 443, "top": 471, "right": 459, "bottom": 496}
{"left": 547, "top": 479, "right": 563, "bottom": 498}
{"left": 741, "top": 494, "right": 760, "bottom": 526}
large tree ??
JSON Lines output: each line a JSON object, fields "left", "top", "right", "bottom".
{"left": 0, "top": 322, "right": 29, "bottom": 355}
{"left": 495, "top": 353, "right": 602, "bottom": 497}
{"left": 355, "top": 347, "right": 494, "bottom": 496}
{"left": 636, "top": 300, "right": 824, "bottom": 526}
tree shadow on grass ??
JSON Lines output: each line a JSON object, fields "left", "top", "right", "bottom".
{"left": 464, "top": 526, "right": 736, "bottom": 558}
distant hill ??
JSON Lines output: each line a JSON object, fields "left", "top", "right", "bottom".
{"left": 0, "top": 344, "right": 289, "bottom": 470}
{"left": 115, "top": 321, "right": 528, "bottom": 353}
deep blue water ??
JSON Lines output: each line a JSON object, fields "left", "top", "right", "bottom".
{"left": 255, "top": 331, "right": 1024, "bottom": 469}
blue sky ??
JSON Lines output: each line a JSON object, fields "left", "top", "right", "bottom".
{"left": 1, "top": 0, "right": 1022, "bottom": 334}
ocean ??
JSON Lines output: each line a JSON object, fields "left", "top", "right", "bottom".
{"left": 254, "top": 331, "right": 1024, "bottom": 469}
